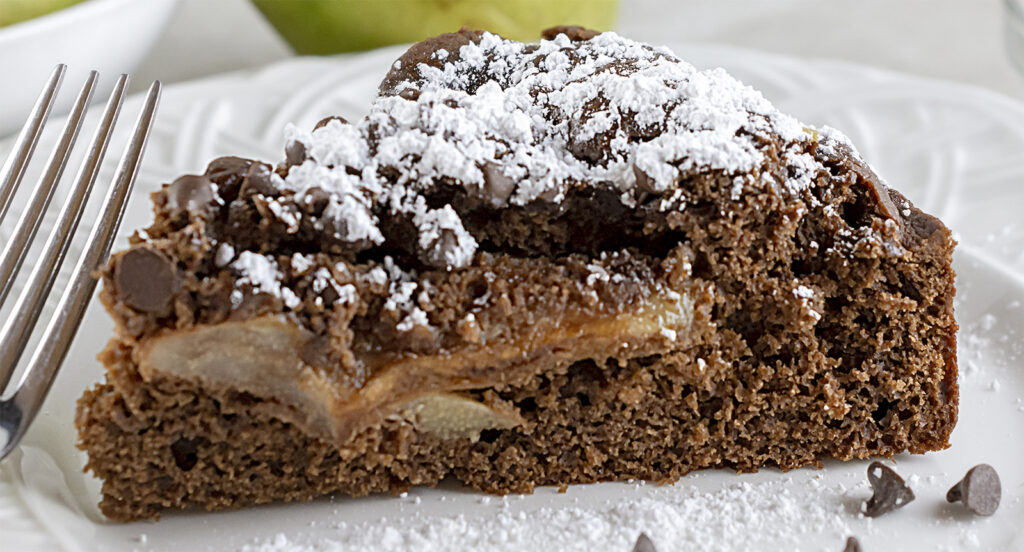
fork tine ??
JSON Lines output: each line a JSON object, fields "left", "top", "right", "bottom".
{"left": 0, "top": 74, "right": 128, "bottom": 391}
{"left": 0, "top": 81, "right": 160, "bottom": 461}
{"left": 0, "top": 70, "right": 99, "bottom": 306}
{"left": 0, "top": 64, "right": 66, "bottom": 224}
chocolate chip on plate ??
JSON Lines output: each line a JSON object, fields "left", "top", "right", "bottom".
{"left": 947, "top": 464, "right": 1001, "bottom": 516}
{"left": 631, "top": 533, "right": 657, "bottom": 552}
{"left": 863, "top": 461, "right": 915, "bottom": 517}
{"left": 844, "top": 536, "right": 862, "bottom": 552}
{"left": 113, "top": 247, "right": 180, "bottom": 316}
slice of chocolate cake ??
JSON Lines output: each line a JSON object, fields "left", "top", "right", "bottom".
{"left": 75, "top": 27, "right": 958, "bottom": 521}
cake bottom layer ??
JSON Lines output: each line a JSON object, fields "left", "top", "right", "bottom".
{"left": 77, "top": 329, "right": 955, "bottom": 522}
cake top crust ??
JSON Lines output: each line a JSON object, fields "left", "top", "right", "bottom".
{"left": 278, "top": 27, "right": 861, "bottom": 270}
{"left": 106, "top": 28, "right": 917, "bottom": 345}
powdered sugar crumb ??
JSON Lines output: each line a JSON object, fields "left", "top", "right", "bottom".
{"left": 793, "top": 285, "right": 814, "bottom": 299}
{"left": 215, "top": 242, "right": 236, "bottom": 268}
{"left": 793, "top": 285, "right": 820, "bottom": 321}
{"left": 414, "top": 204, "right": 478, "bottom": 269}
{"left": 379, "top": 256, "right": 433, "bottom": 332}
{"left": 291, "top": 253, "right": 314, "bottom": 275}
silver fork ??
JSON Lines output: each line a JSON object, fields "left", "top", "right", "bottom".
{"left": 0, "top": 65, "right": 160, "bottom": 461}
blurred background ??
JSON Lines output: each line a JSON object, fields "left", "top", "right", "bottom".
{"left": 129, "top": 0, "right": 1024, "bottom": 96}
{"left": 1, "top": 0, "right": 1023, "bottom": 136}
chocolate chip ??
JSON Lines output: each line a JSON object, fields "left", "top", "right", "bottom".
{"left": 320, "top": 280, "right": 341, "bottom": 306}
{"left": 314, "top": 115, "right": 349, "bottom": 131}
{"left": 398, "top": 88, "right": 421, "bottom": 101}
{"left": 419, "top": 228, "right": 462, "bottom": 269}
{"left": 378, "top": 28, "right": 486, "bottom": 96}
{"left": 204, "top": 156, "right": 252, "bottom": 182}
{"left": 164, "top": 174, "right": 215, "bottom": 216}
{"left": 285, "top": 139, "right": 307, "bottom": 166}
{"left": 947, "top": 464, "right": 1001, "bottom": 516}
{"left": 482, "top": 162, "right": 516, "bottom": 206}
{"left": 863, "top": 461, "right": 915, "bottom": 517}
{"left": 568, "top": 128, "right": 612, "bottom": 165}
{"left": 541, "top": 26, "right": 601, "bottom": 42}
{"left": 843, "top": 536, "right": 862, "bottom": 552}
{"left": 204, "top": 156, "right": 253, "bottom": 200}
{"left": 239, "top": 162, "right": 278, "bottom": 198}
{"left": 301, "top": 186, "right": 332, "bottom": 216}
{"left": 205, "top": 155, "right": 250, "bottom": 176}
{"left": 113, "top": 247, "right": 180, "bottom": 316}
{"left": 621, "top": 114, "right": 661, "bottom": 142}
{"left": 631, "top": 533, "right": 657, "bottom": 552}
{"left": 633, "top": 164, "right": 658, "bottom": 195}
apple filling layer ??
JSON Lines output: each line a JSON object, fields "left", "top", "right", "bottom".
{"left": 136, "top": 282, "right": 703, "bottom": 446}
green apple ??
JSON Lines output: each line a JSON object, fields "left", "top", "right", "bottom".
{"left": 251, "top": 0, "right": 619, "bottom": 54}
{"left": 0, "top": 0, "right": 84, "bottom": 27}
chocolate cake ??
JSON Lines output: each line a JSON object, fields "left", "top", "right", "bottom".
{"left": 75, "top": 27, "right": 958, "bottom": 521}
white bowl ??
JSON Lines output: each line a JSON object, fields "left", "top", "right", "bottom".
{"left": 0, "top": 0, "right": 178, "bottom": 136}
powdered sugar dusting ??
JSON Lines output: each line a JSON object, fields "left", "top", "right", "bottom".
{"left": 238, "top": 478, "right": 862, "bottom": 552}
{"left": 380, "top": 256, "right": 431, "bottom": 332}
{"left": 231, "top": 251, "right": 301, "bottom": 309}
{"left": 282, "top": 159, "right": 384, "bottom": 247}
{"left": 283, "top": 30, "right": 847, "bottom": 271}
{"left": 413, "top": 204, "right": 478, "bottom": 269}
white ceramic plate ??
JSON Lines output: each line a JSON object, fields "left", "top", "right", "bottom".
{"left": 1, "top": 44, "right": 1023, "bottom": 552}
